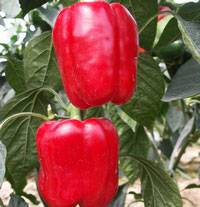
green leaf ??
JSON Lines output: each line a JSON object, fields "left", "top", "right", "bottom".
{"left": 38, "top": 5, "right": 59, "bottom": 28}
{"left": 24, "top": 31, "right": 61, "bottom": 91}
{"left": 122, "top": 53, "right": 165, "bottom": 126}
{"left": 168, "top": 117, "right": 194, "bottom": 171}
{"left": 0, "top": 142, "right": 6, "bottom": 187}
{"left": 21, "top": 192, "right": 39, "bottom": 205}
{"left": 31, "top": 10, "right": 51, "bottom": 32}
{"left": 155, "top": 18, "right": 181, "bottom": 49}
{"left": 8, "top": 194, "right": 28, "bottom": 207}
{"left": 136, "top": 157, "right": 182, "bottom": 207}
{"left": 167, "top": 105, "right": 184, "bottom": 133}
{"left": 5, "top": 57, "right": 26, "bottom": 93}
{"left": 177, "top": 16, "right": 200, "bottom": 64}
{"left": 178, "top": 1, "right": 200, "bottom": 21}
{"left": 163, "top": 59, "right": 200, "bottom": 101}
{"left": 83, "top": 107, "right": 104, "bottom": 119}
{"left": 130, "top": 0, "right": 158, "bottom": 49}
{"left": 120, "top": 125, "right": 150, "bottom": 182}
{"left": 110, "top": 184, "right": 128, "bottom": 207}
{"left": 0, "top": 0, "right": 21, "bottom": 17}
{"left": 19, "top": 0, "right": 48, "bottom": 15}
{"left": 108, "top": 106, "right": 150, "bottom": 182}
{"left": 60, "top": 0, "right": 77, "bottom": 7}
{"left": 0, "top": 89, "right": 48, "bottom": 193}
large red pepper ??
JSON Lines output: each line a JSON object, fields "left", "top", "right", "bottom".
{"left": 36, "top": 118, "right": 119, "bottom": 207}
{"left": 53, "top": 1, "right": 138, "bottom": 109}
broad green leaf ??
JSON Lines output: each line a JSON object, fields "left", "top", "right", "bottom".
{"left": 0, "top": 0, "right": 21, "bottom": 17}
{"left": 154, "top": 15, "right": 173, "bottom": 48}
{"left": 169, "top": 117, "right": 194, "bottom": 171}
{"left": 129, "top": 0, "right": 158, "bottom": 49}
{"left": 38, "top": 5, "right": 59, "bottom": 28}
{"left": 136, "top": 157, "right": 182, "bottom": 207}
{"left": 8, "top": 194, "right": 28, "bottom": 207}
{"left": 0, "top": 141, "right": 6, "bottom": 187}
{"left": 60, "top": 0, "right": 77, "bottom": 7}
{"left": 167, "top": 105, "right": 184, "bottom": 132}
{"left": 19, "top": 0, "right": 48, "bottom": 15}
{"left": 122, "top": 53, "right": 165, "bottom": 126}
{"left": 163, "top": 59, "right": 200, "bottom": 101}
{"left": 31, "top": 10, "right": 51, "bottom": 32}
{"left": 109, "top": 106, "right": 150, "bottom": 182}
{"left": 0, "top": 89, "right": 48, "bottom": 193}
{"left": 155, "top": 18, "right": 181, "bottom": 49}
{"left": 120, "top": 125, "right": 150, "bottom": 182}
{"left": 178, "top": 1, "right": 200, "bottom": 21}
{"left": 5, "top": 57, "right": 26, "bottom": 93}
{"left": 24, "top": 31, "right": 61, "bottom": 91}
{"left": 177, "top": 16, "right": 200, "bottom": 63}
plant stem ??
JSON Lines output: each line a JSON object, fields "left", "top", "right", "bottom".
{"left": 69, "top": 104, "right": 81, "bottom": 120}
{"left": 0, "top": 112, "right": 49, "bottom": 130}
{"left": 115, "top": 106, "right": 137, "bottom": 132}
{"left": 172, "top": 138, "right": 190, "bottom": 171}
{"left": 38, "top": 87, "right": 69, "bottom": 112}
{"left": 139, "top": 10, "right": 172, "bottom": 35}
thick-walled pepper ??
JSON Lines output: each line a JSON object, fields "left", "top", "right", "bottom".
{"left": 36, "top": 118, "right": 119, "bottom": 207}
{"left": 53, "top": 1, "right": 138, "bottom": 109}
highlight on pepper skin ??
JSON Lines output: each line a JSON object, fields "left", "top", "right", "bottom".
{"left": 52, "top": 0, "right": 139, "bottom": 109}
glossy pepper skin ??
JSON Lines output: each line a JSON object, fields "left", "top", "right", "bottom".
{"left": 53, "top": 1, "right": 138, "bottom": 109}
{"left": 36, "top": 118, "right": 119, "bottom": 207}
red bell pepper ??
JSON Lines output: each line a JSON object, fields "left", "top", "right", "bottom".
{"left": 53, "top": 1, "right": 138, "bottom": 109}
{"left": 36, "top": 118, "right": 119, "bottom": 207}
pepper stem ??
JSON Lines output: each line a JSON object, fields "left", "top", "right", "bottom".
{"left": 0, "top": 112, "right": 49, "bottom": 130}
{"left": 69, "top": 104, "right": 82, "bottom": 120}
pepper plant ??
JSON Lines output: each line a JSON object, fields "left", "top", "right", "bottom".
{"left": 0, "top": 0, "right": 200, "bottom": 206}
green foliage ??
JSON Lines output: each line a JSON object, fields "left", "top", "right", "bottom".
{"left": 5, "top": 57, "right": 26, "bottom": 93}
{"left": 24, "top": 32, "right": 61, "bottom": 91}
{"left": 8, "top": 194, "right": 28, "bottom": 207}
{"left": 177, "top": 17, "right": 200, "bottom": 64}
{"left": 37, "top": 5, "right": 59, "bottom": 28}
{"left": 122, "top": 53, "right": 165, "bottom": 126}
{"left": 19, "top": 0, "right": 49, "bottom": 15}
{"left": 120, "top": 125, "right": 150, "bottom": 182}
{"left": 129, "top": 0, "right": 158, "bottom": 49}
{"left": 138, "top": 157, "right": 182, "bottom": 207}
{"left": 0, "top": 142, "right": 6, "bottom": 187}
{"left": 110, "top": 185, "right": 128, "bottom": 207}
{"left": 178, "top": 1, "right": 200, "bottom": 21}
{"left": 163, "top": 59, "right": 200, "bottom": 101}
{"left": 155, "top": 18, "right": 181, "bottom": 49}
{"left": 0, "top": 89, "right": 48, "bottom": 193}
{"left": 0, "top": 0, "right": 200, "bottom": 206}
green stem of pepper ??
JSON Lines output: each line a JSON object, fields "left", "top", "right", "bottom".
{"left": 69, "top": 104, "right": 82, "bottom": 120}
